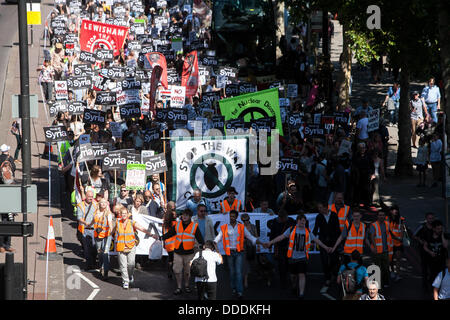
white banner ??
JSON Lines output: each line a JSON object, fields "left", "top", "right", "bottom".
{"left": 174, "top": 138, "right": 247, "bottom": 212}
{"left": 55, "top": 80, "right": 68, "bottom": 100}
{"left": 208, "top": 212, "right": 319, "bottom": 255}
{"left": 368, "top": 109, "right": 380, "bottom": 132}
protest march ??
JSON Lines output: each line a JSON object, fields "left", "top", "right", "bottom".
{"left": 1, "top": 0, "right": 445, "bottom": 303}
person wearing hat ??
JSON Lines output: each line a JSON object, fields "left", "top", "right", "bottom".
{"left": 220, "top": 187, "right": 243, "bottom": 214}
{"left": 51, "top": 42, "right": 65, "bottom": 80}
{"left": 410, "top": 90, "right": 429, "bottom": 148}
{"left": 161, "top": 208, "right": 205, "bottom": 295}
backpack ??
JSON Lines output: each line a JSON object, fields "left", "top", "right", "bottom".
{"left": 190, "top": 249, "right": 209, "bottom": 280}
{"left": 0, "top": 159, "right": 14, "bottom": 184}
{"left": 341, "top": 263, "right": 360, "bottom": 294}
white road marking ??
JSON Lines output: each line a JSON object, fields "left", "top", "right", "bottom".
{"left": 72, "top": 268, "right": 100, "bottom": 300}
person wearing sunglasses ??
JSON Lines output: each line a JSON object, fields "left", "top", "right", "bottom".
{"left": 113, "top": 184, "right": 133, "bottom": 207}
{"left": 192, "top": 204, "right": 215, "bottom": 242}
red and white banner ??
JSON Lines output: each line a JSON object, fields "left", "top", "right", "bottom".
{"left": 55, "top": 81, "right": 68, "bottom": 100}
{"left": 181, "top": 50, "right": 199, "bottom": 98}
{"left": 79, "top": 20, "right": 129, "bottom": 57}
{"left": 170, "top": 85, "right": 186, "bottom": 108}
{"left": 145, "top": 52, "right": 168, "bottom": 89}
{"left": 149, "top": 66, "right": 163, "bottom": 115}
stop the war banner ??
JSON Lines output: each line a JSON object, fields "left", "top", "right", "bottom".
{"left": 79, "top": 20, "right": 129, "bottom": 56}
{"left": 173, "top": 137, "right": 247, "bottom": 212}
{"left": 219, "top": 88, "right": 284, "bottom": 136}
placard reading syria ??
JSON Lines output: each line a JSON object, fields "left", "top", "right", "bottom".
{"left": 173, "top": 138, "right": 247, "bottom": 212}
{"left": 79, "top": 20, "right": 129, "bottom": 56}
{"left": 219, "top": 88, "right": 283, "bottom": 136}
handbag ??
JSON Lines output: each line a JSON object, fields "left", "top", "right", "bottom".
{"left": 387, "top": 98, "right": 395, "bottom": 111}
{"left": 149, "top": 240, "right": 163, "bottom": 260}
{"left": 402, "top": 223, "right": 411, "bottom": 247}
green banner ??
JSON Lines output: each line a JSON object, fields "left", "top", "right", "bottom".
{"left": 219, "top": 87, "right": 283, "bottom": 136}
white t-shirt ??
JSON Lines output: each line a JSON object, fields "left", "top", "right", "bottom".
{"left": 191, "top": 249, "right": 222, "bottom": 283}
{"left": 356, "top": 117, "right": 369, "bottom": 140}
{"left": 432, "top": 269, "right": 450, "bottom": 300}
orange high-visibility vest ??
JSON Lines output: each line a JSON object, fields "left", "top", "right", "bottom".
{"left": 372, "top": 221, "right": 393, "bottom": 261}
{"left": 114, "top": 219, "right": 136, "bottom": 252}
{"left": 287, "top": 226, "right": 310, "bottom": 259}
{"left": 77, "top": 201, "right": 98, "bottom": 234}
{"left": 174, "top": 220, "right": 198, "bottom": 251}
{"left": 329, "top": 204, "right": 350, "bottom": 232}
{"left": 389, "top": 217, "right": 405, "bottom": 247}
{"left": 163, "top": 221, "right": 177, "bottom": 252}
{"left": 343, "top": 221, "right": 366, "bottom": 254}
{"left": 220, "top": 198, "right": 242, "bottom": 213}
{"left": 221, "top": 223, "right": 245, "bottom": 256}
{"left": 93, "top": 211, "right": 111, "bottom": 239}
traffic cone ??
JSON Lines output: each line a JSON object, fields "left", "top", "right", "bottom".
{"left": 39, "top": 216, "right": 62, "bottom": 261}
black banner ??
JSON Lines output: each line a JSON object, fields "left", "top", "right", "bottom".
{"left": 225, "top": 118, "right": 245, "bottom": 130}
{"left": 119, "top": 78, "right": 142, "bottom": 90}
{"left": 277, "top": 157, "right": 299, "bottom": 173}
{"left": 202, "top": 91, "right": 221, "bottom": 106}
{"left": 143, "top": 127, "right": 161, "bottom": 143}
{"left": 155, "top": 108, "right": 188, "bottom": 125}
{"left": 43, "top": 126, "right": 69, "bottom": 142}
{"left": 142, "top": 153, "right": 168, "bottom": 175}
{"left": 67, "top": 101, "right": 86, "bottom": 115}
{"left": 128, "top": 40, "right": 142, "bottom": 52}
{"left": 79, "top": 51, "right": 97, "bottom": 64}
{"left": 200, "top": 56, "right": 218, "bottom": 66}
{"left": 100, "top": 67, "right": 126, "bottom": 80}
{"left": 48, "top": 100, "right": 68, "bottom": 117}
{"left": 288, "top": 113, "right": 303, "bottom": 129}
{"left": 83, "top": 109, "right": 106, "bottom": 125}
{"left": 95, "top": 92, "right": 117, "bottom": 105}
{"left": 302, "top": 124, "right": 325, "bottom": 137}
{"left": 250, "top": 117, "right": 276, "bottom": 133}
{"left": 167, "top": 68, "right": 180, "bottom": 84}
{"left": 102, "top": 150, "right": 128, "bottom": 171}
{"left": 120, "top": 104, "right": 141, "bottom": 119}
{"left": 95, "top": 49, "right": 114, "bottom": 62}
{"left": 74, "top": 64, "right": 93, "bottom": 77}
{"left": 67, "top": 76, "right": 92, "bottom": 90}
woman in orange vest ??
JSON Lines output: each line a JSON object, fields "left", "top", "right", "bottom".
{"left": 86, "top": 198, "right": 114, "bottom": 280}
{"left": 113, "top": 207, "right": 158, "bottom": 289}
{"left": 162, "top": 205, "right": 177, "bottom": 279}
{"left": 388, "top": 205, "right": 405, "bottom": 282}
{"left": 266, "top": 214, "right": 319, "bottom": 299}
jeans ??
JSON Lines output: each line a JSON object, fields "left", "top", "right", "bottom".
{"left": 319, "top": 248, "right": 339, "bottom": 281}
{"left": 226, "top": 251, "right": 244, "bottom": 295}
{"left": 389, "top": 101, "right": 399, "bottom": 124}
{"left": 373, "top": 252, "right": 390, "bottom": 287}
{"left": 81, "top": 229, "right": 97, "bottom": 269}
{"left": 41, "top": 81, "right": 52, "bottom": 101}
{"left": 13, "top": 133, "right": 22, "bottom": 160}
{"left": 196, "top": 282, "right": 217, "bottom": 300}
{"left": 426, "top": 102, "right": 438, "bottom": 123}
{"left": 95, "top": 236, "right": 112, "bottom": 273}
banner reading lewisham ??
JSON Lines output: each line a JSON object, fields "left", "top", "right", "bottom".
{"left": 121, "top": 212, "right": 320, "bottom": 256}
{"left": 219, "top": 87, "right": 284, "bottom": 136}
{"left": 79, "top": 20, "right": 129, "bottom": 56}
{"left": 173, "top": 138, "right": 247, "bottom": 212}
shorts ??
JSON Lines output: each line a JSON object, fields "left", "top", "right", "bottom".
{"left": 173, "top": 252, "right": 195, "bottom": 275}
{"left": 288, "top": 259, "right": 307, "bottom": 274}
{"left": 416, "top": 164, "right": 427, "bottom": 172}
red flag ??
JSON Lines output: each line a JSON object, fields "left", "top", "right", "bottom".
{"left": 181, "top": 51, "right": 199, "bottom": 98}
{"left": 149, "top": 66, "right": 163, "bottom": 116}
{"left": 79, "top": 20, "right": 129, "bottom": 57}
{"left": 145, "top": 52, "right": 168, "bottom": 89}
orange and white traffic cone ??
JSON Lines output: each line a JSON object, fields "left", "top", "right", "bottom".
{"left": 39, "top": 216, "right": 62, "bottom": 261}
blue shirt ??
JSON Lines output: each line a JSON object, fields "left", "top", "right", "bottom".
{"left": 338, "top": 262, "right": 368, "bottom": 293}
{"left": 387, "top": 87, "right": 400, "bottom": 102}
{"left": 197, "top": 219, "right": 206, "bottom": 239}
{"left": 186, "top": 197, "right": 212, "bottom": 216}
{"left": 421, "top": 85, "right": 441, "bottom": 103}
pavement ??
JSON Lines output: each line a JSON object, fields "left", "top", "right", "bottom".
{"left": 0, "top": 12, "right": 445, "bottom": 300}
{"left": 0, "top": 0, "right": 65, "bottom": 300}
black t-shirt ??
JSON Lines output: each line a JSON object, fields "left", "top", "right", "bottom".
{"left": 425, "top": 233, "right": 448, "bottom": 259}
{"left": 313, "top": 212, "right": 341, "bottom": 247}
{"left": 267, "top": 217, "right": 296, "bottom": 249}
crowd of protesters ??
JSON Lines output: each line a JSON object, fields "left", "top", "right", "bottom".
{"left": 10, "top": 0, "right": 446, "bottom": 301}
